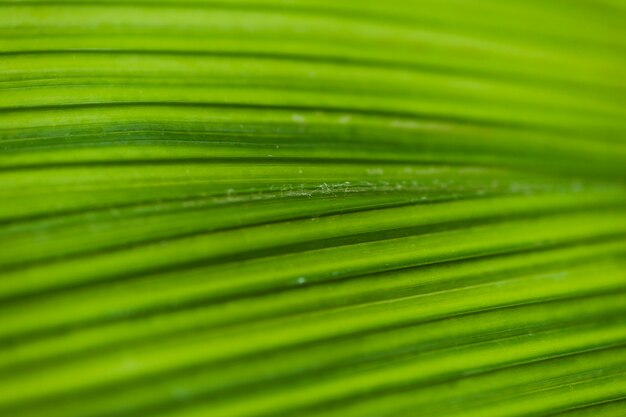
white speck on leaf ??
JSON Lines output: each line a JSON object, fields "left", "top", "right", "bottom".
{"left": 367, "top": 168, "right": 384, "bottom": 175}
{"left": 292, "top": 114, "right": 305, "bottom": 123}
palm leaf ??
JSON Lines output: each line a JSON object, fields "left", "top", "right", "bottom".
{"left": 0, "top": 1, "right": 625, "bottom": 416}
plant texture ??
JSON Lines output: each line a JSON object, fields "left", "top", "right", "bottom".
{"left": 0, "top": 1, "right": 625, "bottom": 416}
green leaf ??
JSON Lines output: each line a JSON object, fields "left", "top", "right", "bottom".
{"left": 0, "top": 1, "right": 625, "bottom": 416}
